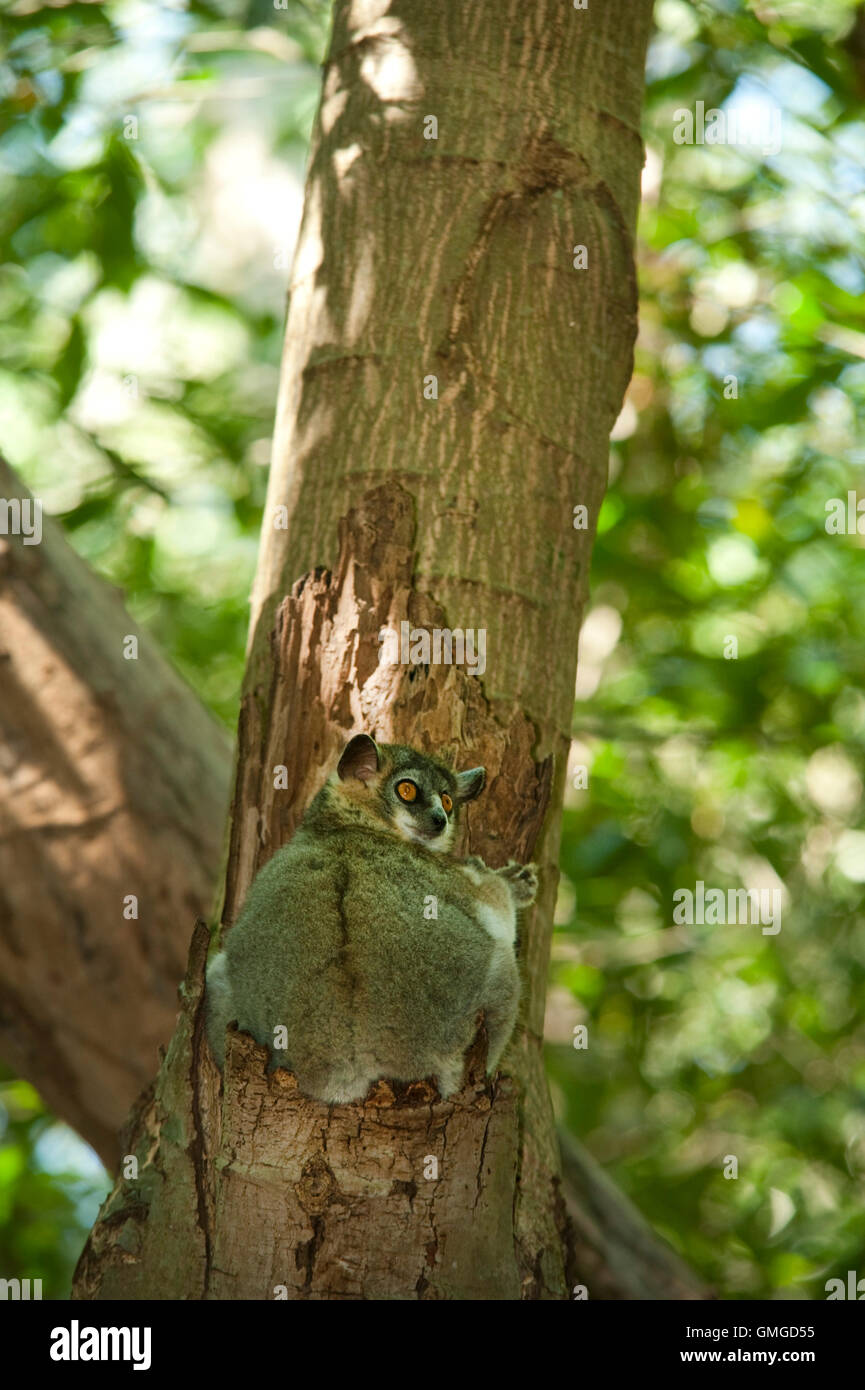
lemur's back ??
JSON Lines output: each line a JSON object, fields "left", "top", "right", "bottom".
{"left": 205, "top": 733, "right": 534, "bottom": 1103}
{"left": 222, "top": 827, "right": 496, "bottom": 1101}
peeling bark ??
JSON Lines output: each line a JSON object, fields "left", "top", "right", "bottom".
{"left": 74, "top": 486, "right": 705, "bottom": 1299}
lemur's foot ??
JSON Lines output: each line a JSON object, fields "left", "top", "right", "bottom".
{"left": 497, "top": 861, "right": 539, "bottom": 905}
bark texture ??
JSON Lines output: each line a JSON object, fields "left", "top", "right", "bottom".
{"left": 73, "top": 0, "right": 691, "bottom": 1299}
{"left": 75, "top": 497, "right": 703, "bottom": 1300}
{"left": 0, "top": 459, "right": 232, "bottom": 1167}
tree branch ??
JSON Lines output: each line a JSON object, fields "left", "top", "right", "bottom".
{"left": 0, "top": 457, "right": 232, "bottom": 1167}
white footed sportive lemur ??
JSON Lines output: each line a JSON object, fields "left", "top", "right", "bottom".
{"left": 206, "top": 733, "right": 538, "bottom": 1102}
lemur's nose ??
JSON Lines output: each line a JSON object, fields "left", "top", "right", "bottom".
{"left": 431, "top": 809, "right": 447, "bottom": 831}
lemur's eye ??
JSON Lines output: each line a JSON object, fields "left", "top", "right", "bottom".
{"left": 396, "top": 780, "right": 417, "bottom": 803}
{"left": 441, "top": 792, "right": 453, "bottom": 815}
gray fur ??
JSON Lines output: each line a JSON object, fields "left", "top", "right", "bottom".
{"left": 205, "top": 736, "right": 537, "bottom": 1102}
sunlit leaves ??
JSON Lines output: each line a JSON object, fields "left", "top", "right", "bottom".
{"left": 548, "top": 0, "right": 865, "bottom": 1298}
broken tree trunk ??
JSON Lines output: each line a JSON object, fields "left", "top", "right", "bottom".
{"left": 72, "top": 0, "right": 703, "bottom": 1299}
{"left": 74, "top": 491, "right": 704, "bottom": 1298}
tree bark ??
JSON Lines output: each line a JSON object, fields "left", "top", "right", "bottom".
{"left": 559, "top": 1134, "right": 709, "bottom": 1300}
{"left": 73, "top": 0, "right": 687, "bottom": 1299}
{"left": 0, "top": 458, "right": 232, "bottom": 1167}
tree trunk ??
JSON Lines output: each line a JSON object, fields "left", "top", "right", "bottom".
{"left": 0, "top": 458, "right": 232, "bottom": 1167}
{"left": 73, "top": 0, "right": 682, "bottom": 1299}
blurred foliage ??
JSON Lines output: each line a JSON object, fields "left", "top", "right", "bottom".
{"left": 1, "top": 0, "right": 865, "bottom": 1299}
{"left": 548, "top": 0, "right": 865, "bottom": 1300}
{"left": 0, "top": 1066, "right": 106, "bottom": 1299}
{"left": 0, "top": 0, "right": 329, "bottom": 722}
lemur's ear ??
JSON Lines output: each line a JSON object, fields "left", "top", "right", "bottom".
{"left": 455, "top": 766, "right": 485, "bottom": 803}
{"left": 337, "top": 733, "right": 381, "bottom": 783}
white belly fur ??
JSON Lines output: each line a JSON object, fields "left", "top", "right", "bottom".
{"left": 462, "top": 865, "right": 516, "bottom": 944}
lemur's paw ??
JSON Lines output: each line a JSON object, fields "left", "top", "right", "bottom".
{"left": 498, "top": 861, "right": 538, "bottom": 905}
{"left": 464, "top": 855, "right": 487, "bottom": 872}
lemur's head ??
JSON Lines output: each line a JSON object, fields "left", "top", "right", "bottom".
{"left": 333, "top": 733, "right": 485, "bottom": 853}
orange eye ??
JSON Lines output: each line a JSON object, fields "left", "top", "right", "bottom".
{"left": 441, "top": 793, "right": 453, "bottom": 815}
{"left": 397, "top": 780, "right": 417, "bottom": 802}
